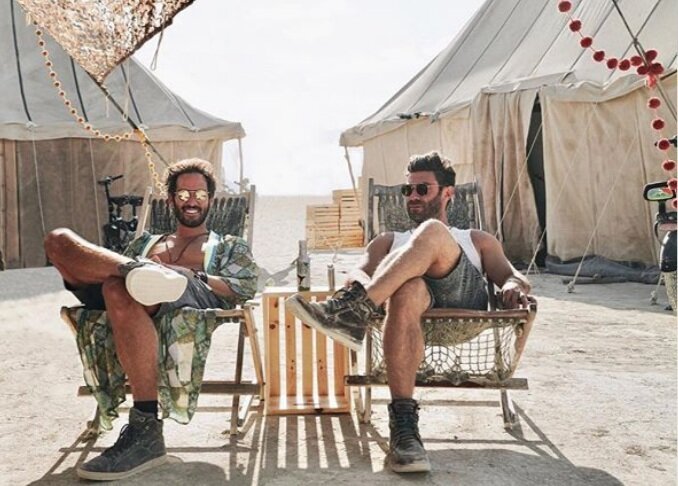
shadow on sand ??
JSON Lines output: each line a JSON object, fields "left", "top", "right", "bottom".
{"left": 31, "top": 401, "right": 623, "bottom": 485}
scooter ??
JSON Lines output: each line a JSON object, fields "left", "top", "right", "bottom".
{"left": 643, "top": 180, "right": 677, "bottom": 312}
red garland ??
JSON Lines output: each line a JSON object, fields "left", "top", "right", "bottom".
{"left": 557, "top": 0, "right": 675, "bottom": 206}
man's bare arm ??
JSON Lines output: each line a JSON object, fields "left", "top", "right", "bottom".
{"left": 345, "top": 233, "right": 393, "bottom": 286}
{"left": 471, "top": 230, "right": 531, "bottom": 308}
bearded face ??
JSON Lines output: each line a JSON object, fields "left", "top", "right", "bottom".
{"left": 403, "top": 171, "right": 450, "bottom": 224}
{"left": 407, "top": 188, "right": 444, "bottom": 223}
{"left": 171, "top": 173, "right": 211, "bottom": 228}
{"left": 173, "top": 200, "right": 209, "bottom": 228}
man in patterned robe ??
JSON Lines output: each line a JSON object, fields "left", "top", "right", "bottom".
{"left": 44, "top": 158, "right": 258, "bottom": 481}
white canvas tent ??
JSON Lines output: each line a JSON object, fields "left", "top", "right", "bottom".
{"left": 341, "top": 0, "right": 677, "bottom": 270}
{"left": 0, "top": 0, "right": 246, "bottom": 268}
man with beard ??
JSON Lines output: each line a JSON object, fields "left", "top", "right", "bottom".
{"left": 44, "top": 158, "right": 258, "bottom": 480}
{"left": 286, "top": 151, "right": 530, "bottom": 473}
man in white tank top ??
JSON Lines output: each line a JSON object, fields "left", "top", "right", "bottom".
{"left": 287, "top": 151, "right": 530, "bottom": 473}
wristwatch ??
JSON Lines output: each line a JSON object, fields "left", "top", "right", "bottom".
{"left": 193, "top": 270, "right": 209, "bottom": 283}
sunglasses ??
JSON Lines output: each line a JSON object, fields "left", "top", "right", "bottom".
{"left": 175, "top": 189, "right": 209, "bottom": 202}
{"left": 401, "top": 183, "right": 440, "bottom": 197}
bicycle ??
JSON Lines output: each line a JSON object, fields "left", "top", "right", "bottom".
{"left": 97, "top": 175, "right": 144, "bottom": 254}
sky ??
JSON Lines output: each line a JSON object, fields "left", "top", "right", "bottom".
{"left": 135, "top": 0, "right": 485, "bottom": 195}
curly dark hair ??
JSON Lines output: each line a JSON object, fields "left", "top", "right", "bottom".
{"left": 406, "top": 151, "right": 456, "bottom": 187}
{"left": 165, "top": 158, "right": 217, "bottom": 196}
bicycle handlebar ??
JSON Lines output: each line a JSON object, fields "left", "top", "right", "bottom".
{"left": 97, "top": 174, "right": 124, "bottom": 186}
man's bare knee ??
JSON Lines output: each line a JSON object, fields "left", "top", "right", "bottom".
{"left": 44, "top": 228, "right": 77, "bottom": 260}
{"left": 414, "top": 219, "right": 449, "bottom": 241}
{"left": 102, "top": 277, "right": 133, "bottom": 316}
{"left": 388, "top": 278, "right": 430, "bottom": 319}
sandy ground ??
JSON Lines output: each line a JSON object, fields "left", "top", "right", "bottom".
{"left": 0, "top": 196, "right": 676, "bottom": 485}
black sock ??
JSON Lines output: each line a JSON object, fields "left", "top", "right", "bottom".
{"left": 133, "top": 400, "right": 159, "bottom": 416}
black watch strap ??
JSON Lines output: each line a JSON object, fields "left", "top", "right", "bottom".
{"left": 194, "top": 270, "right": 208, "bottom": 283}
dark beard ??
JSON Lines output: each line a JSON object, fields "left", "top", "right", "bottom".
{"left": 407, "top": 192, "right": 443, "bottom": 224}
{"left": 173, "top": 205, "right": 209, "bottom": 228}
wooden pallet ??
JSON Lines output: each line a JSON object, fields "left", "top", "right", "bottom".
{"left": 306, "top": 187, "right": 364, "bottom": 249}
{"left": 263, "top": 288, "right": 351, "bottom": 415}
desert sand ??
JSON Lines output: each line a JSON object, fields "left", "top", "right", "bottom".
{"left": 0, "top": 196, "right": 675, "bottom": 485}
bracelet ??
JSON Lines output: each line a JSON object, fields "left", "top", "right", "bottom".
{"left": 194, "top": 270, "right": 209, "bottom": 283}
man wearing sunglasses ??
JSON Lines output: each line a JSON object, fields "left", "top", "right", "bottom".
{"left": 286, "top": 151, "right": 530, "bottom": 473}
{"left": 44, "top": 158, "right": 258, "bottom": 481}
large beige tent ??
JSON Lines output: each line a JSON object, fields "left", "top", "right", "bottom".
{"left": 1, "top": 0, "right": 245, "bottom": 268}
{"left": 341, "top": 0, "right": 677, "bottom": 270}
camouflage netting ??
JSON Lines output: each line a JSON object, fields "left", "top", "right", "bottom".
{"left": 17, "top": 0, "right": 195, "bottom": 82}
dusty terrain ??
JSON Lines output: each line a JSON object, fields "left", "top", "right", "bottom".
{"left": 0, "top": 196, "right": 675, "bottom": 485}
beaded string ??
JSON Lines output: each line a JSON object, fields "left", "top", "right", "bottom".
{"left": 556, "top": 0, "right": 677, "bottom": 207}
{"left": 33, "top": 23, "right": 166, "bottom": 195}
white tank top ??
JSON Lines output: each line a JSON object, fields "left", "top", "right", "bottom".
{"left": 389, "top": 227, "right": 483, "bottom": 274}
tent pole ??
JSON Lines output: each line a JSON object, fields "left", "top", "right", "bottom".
{"left": 611, "top": 0, "right": 677, "bottom": 120}
{"left": 238, "top": 137, "right": 244, "bottom": 193}
{"left": 0, "top": 140, "right": 5, "bottom": 270}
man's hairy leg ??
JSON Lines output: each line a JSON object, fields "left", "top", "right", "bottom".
{"left": 46, "top": 228, "right": 159, "bottom": 399}
{"left": 44, "top": 228, "right": 131, "bottom": 286}
{"left": 383, "top": 278, "right": 430, "bottom": 399}
{"left": 102, "top": 277, "right": 159, "bottom": 400}
{"left": 366, "top": 220, "right": 461, "bottom": 306}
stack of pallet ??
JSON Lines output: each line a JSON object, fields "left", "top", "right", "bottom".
{"left": 306, "top": 187, "right": 364, "bottom": 249}
{"left": 306, "top": 204, "right": 341, "bottom": 249}
{"left": 333, "top": 189, "right": 364, "bottom": 248}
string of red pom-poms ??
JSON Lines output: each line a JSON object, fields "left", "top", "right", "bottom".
{"left": 557, "top": 0, "right": 677, "bottom": 208}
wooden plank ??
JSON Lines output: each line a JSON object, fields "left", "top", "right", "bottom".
{"left": 333, "top": 341, "right": 347, "bottom": 401}
{"left": 262, "top": 287, "right": 333, "bottom": 298}
{"left": 79, "top": 381, "right": 260, "bottom": 396}
{"left": 266, "top": 296, "right": 281, "bottom": 399}
{"left": 265, "top": 395, "right": 350, "bottom": 416}
{"left": 316, "top": 331, "right": 328, "bottom": 396}
{"left": 301, "top": 322, "right": 313, "bottom": 397}
{"left": 284, "top": 307, "right": 297, "bottom": 397}
{"left": 345, "top": 376, "right": 529, "bottom": 390}
{"left": 308, "top": 209, "right": 340, "bottom": 215}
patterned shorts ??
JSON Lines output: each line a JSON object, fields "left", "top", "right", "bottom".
{"left": 66, "top": 274, "right": 227, "bottom": 317}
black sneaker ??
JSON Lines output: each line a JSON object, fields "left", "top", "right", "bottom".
{"left": 285, "top": 281, "right": 379, "bottom": 352}
{"left": 77, "top": 408, "right": 167, "bottom": 481}
{"left": 388, "top": 399, "right": 431, "bottom": 473}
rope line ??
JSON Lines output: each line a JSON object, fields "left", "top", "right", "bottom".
{"left": 525, "top": 101, "right": 599, "bottom": 275}
{"left": 29, "top": 130, "right": 46, "bottom": 239}
{"left": 88, "top": 137, "right": 102, "bottom": 245}
{"left": 566, "top": 115, "right": 641, "bottom": 292}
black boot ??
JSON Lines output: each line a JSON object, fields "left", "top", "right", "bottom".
{"left": 388, "top": 398, "right": 431, "bottom": 473}
{"left": 77, "top": 408, "right": 167, "bottom": 481}
{"left": 285, "top": 281, "right": 379, "bottom": 352}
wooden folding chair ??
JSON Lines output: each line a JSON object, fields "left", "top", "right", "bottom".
{"left": 346, "top": 179, "right": 537, "bottom": 430}
{"left": 60, "top": 187, "right": 264, "bottom": 436}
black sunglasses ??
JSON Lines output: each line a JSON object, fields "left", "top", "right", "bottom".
{"left": 401, "top": 183, "right": 440, "bottom": 197}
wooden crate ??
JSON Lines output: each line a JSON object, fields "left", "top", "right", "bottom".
{"left": 306, "top": 189, "right": 364, "bottom": 249}
{"left": 263, "top": 288, "right": 351, "bottom": 415}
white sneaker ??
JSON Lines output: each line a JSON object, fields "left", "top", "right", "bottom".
{"left": 125, "top": 265, "right": 188, "bottom": 306}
